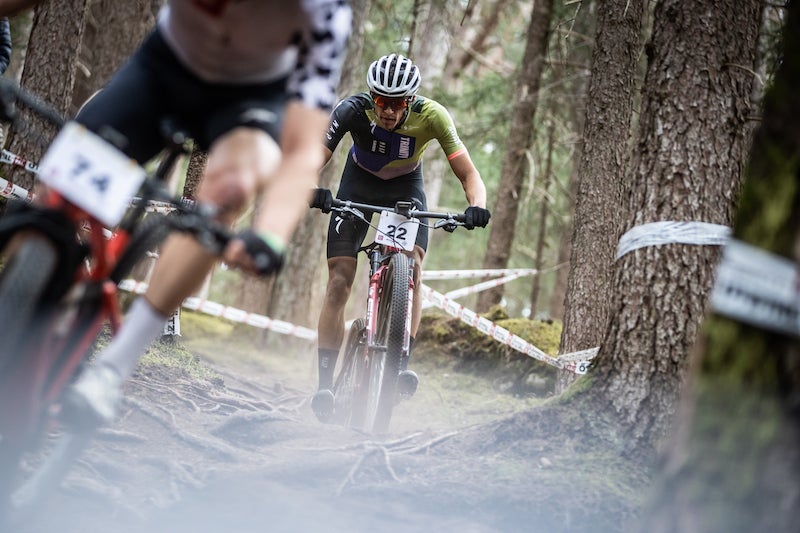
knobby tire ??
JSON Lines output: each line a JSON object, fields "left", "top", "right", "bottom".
{"left": 332, "top": 318, "right": 367, "bottom": 427}
{"left": 0, "top": 236, "right": 59, "bottom": 520}
{"left": 0, "top": 236, "right": 59, "bottom": 374}
{"left": 364, "top": 253, "right": 409, "bottom": 433}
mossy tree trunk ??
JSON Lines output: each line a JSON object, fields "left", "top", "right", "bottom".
{"left": 583, "top": 0, "right": 761, "bottom": 459}
{"left": 639, "top": 1, "right": 800, "bottom": 530}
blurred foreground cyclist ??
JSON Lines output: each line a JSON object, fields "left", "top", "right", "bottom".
{"left": 0, "top": 0, "right": 351, "bottom": 427}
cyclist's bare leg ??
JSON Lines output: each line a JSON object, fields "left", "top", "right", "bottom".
{"left": 407, "top": 245, "right": 425, "bottom": 340}
{"left": 316, "top": 256, "right": 357, "bottom": 387}
{"left": 396, "top": 245, "right": 425, "bottom": 397}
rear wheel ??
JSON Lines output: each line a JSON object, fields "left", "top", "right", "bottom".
{"left": 332, "top": 318, "right": 367, "bottom": 427}
{"left": 363, "top": 253, "right": 410, "bottom": 433}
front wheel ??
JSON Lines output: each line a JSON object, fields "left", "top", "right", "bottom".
{"left": 0, "top": 235, "right": 59, "bottom": 374}
{"left": 0, "top": 235, "right": 59, "bottom": 518}
{"left": 363, "top": 253, "right": 410, "bottom": 434}
{"left": 332, "top": 318, "right": 367, "bottom": 427}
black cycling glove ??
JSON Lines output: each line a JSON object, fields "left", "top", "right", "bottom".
{"left": 309, "top": 187, "right": 333, "bottom": 213}
{"left": 236, "top": 229, "right": 285, "bottom": 276}
{"left": 464, "top": 206, "right": 491, "bottom": 229}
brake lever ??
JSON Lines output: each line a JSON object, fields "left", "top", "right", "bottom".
{"left": 434, "top": 218, "right": 459, "bottom": 233}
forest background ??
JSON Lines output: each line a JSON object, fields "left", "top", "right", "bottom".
{"left": 1, "top": 1, "right": 799, "bottom": 532}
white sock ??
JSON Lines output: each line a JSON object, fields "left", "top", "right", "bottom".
{"left": 95, "top": 298, "right": 168, "bottom": 379}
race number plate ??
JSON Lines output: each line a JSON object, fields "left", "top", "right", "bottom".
{"left": 38, "top": 122, "right": 145, "bottom": 226}
{"left": 375, "top": 210, "right": 419, "bottom": 251}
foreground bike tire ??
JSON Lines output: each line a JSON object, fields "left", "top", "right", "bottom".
{"left": 0, "top": 235, "right": 59, "bottom": 518}
{"left": 364, "top": 253, "right": 410, "bottom": 433}
{"left": 0, "top": 235, "right": 59, "bottom": 374}
{"left": 332, "top": 318, "right": 367, "bottom": 427}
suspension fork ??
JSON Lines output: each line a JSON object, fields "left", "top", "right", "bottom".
{"left": 364, "top": 248, "right": 383, "bottom": 348}
{"left": 404, "top": 257, "right": 415, "bottom": 356}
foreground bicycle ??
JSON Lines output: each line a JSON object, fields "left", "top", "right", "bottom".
{"left": 312, "top": 198, "right": 467, "bottom": 434}
{"left": 0, "top": 79, "right": 232, "bottom": 522}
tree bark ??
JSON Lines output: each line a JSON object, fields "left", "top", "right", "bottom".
{"left": 71, "top": 0, "right": 159, "bottom": 113}
{"left": 589, "top": 0, "right": 761, "bottom": 459}
{"left": 639, "top": 2, "right": 800, "bottom": 530}
{"left": 556, "top": 0, "right": 644, "bottom": 390}
{"left": 476, "top": 0, "right": 554, "bottom": 312}
{"left": 4, "top": 1, "right": 90, "bottom": 190}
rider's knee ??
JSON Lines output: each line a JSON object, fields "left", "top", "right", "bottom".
{"left": 197, "top": 176, "right": 254, "bottom": 223}
{"left": 198, "top": 128, "right": 280, "bottom": 223}
{"left": 325, "top": 269, "right": 354, "bottom": 307}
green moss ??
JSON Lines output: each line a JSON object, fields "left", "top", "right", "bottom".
{"left": 415, "top": 308, "right": 563, "bottom": 396}
{"left": 139, "top": 339, "right": 222, "bottom": 383}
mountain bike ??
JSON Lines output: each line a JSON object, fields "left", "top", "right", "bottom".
{"left": 314, "top": 198, "right": 467, "bottom": 434}
{"left": 0, "top": 79, "right": 233, "bottom": 523}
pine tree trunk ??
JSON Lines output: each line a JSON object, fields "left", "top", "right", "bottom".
{"left": 4, "top": 2, "right": 90, "bottom": 190}
{"left": 476, "top": 0, "right": 554, "bottom": 312}
{"left": 640, "top": 2, "right": 800, "bottom": 530}
{"left": 590, "top": 0, "right": 761, "bottom": 458}
{"left": 556, "top": 0, "right": 644, "bottom": 391}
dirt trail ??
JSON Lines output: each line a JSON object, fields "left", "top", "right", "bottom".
{"left": 12, "top": 339, "right": 536, "bottom": 533}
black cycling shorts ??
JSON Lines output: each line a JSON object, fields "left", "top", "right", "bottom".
{"left": 327, "top": 154, "right": 429, "bottom": 259}
{"left": 75, "top": 29, "right": 288, "bottom": 165}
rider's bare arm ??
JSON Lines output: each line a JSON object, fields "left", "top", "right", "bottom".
{"left": 449, "top": 150, "right": 488, "bottom": 208}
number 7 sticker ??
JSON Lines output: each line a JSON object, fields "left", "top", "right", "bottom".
{"left": 38, "top": 122, "right": 145, "bottom": 226}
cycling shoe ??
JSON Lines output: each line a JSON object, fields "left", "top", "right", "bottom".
{"left": 311, "top": 389, "right": 335, "bottom": 423}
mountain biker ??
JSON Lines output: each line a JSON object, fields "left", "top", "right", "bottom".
{"left": 0, "top": 0, "right": 351, "bottom": 427}
{"left": 309, "top": 53, "right": 490, "bottom": 421}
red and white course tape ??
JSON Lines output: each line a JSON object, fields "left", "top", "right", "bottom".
{"left": 118, "top": 279, "right": 317, "bottom": 340}
{"left": 420, "top": 284, "right": 593, "bottom": 373}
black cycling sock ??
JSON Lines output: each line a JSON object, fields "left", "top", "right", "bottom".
{"left": 400, "top": 336, "right": 415, "bottom": 371}
{"left": 318, "top": 348, "right": 339, "bottom": 390}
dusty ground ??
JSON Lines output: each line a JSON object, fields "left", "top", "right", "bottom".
{"left": 10, "top": 312, "right": 648, "bottom": 533}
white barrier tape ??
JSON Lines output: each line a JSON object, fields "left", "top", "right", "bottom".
{"left": 422, "top": 268, "right": 538, "bottom": 281}
{"left": 420, "top": 270, "right": 536, "bottom": 310}
{"left": 616, "top": 221, "right": 731, "bottom": 259}
{"left": 421, "top": 284, "right": 566, "bottom": 370}
{"left": 556, "top": 347, "right": 599, "bottom": 363}
{"left": 711, "top": 239, "right": 800, "bottom": 337}
{"left": 118, "top": 279, "right": 318, "bottom": 340}
{"left": 441, "top": 271, "right": 534, "bottom": 300}
{"left": 1, "top": 149, "right": 39, "bottom": 174}
{"left": 0, "top": 175, "right": 34, "bottom": 202}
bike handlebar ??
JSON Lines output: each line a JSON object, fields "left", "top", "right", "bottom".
{"left": 0, "top": 78, "right": 65, "bottom": 128}
{"left": 329, "top": 198, "right": 467, "bottom": 225}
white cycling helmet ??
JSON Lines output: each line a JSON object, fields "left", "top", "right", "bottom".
{"left": 366, "top": 54, "right": 421, "bottom": 98}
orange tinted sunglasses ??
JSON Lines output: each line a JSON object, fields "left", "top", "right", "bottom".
{"left": 372, "top": 94, "right": 410, "bottom": 111}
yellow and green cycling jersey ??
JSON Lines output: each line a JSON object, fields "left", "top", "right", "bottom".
{"left": 325, "top": 92, "right": 467, "bottom": 180}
